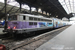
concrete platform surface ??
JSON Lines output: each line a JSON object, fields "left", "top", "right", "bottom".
{"left": 36, "top": 24, "right": 75, "bottom": 50}
{"left": 0, "top": 28, "right": 6, "bottom": 35}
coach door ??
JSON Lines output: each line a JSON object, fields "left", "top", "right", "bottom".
{"left": 56, "top": 22, "right": 58, "bottom": 28}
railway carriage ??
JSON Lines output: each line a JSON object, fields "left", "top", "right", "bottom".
{"left": 53, "top": 18, "right": 64, "bottom": 28}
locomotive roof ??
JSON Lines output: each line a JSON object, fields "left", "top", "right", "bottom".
{"left": 19, "top": 14, "right": 53, "bottom": 20}
{"left": 10, "top": 13, "right": 52, "bottom": 20}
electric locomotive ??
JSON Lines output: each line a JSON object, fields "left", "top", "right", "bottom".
{"left": 3, "top": 13, "right": 54, "bottom": 35}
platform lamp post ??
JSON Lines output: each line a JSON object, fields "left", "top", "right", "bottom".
{"left": 4, "top": 0, "right": 7, "bottom": 30}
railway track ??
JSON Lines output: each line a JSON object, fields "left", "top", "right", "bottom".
{"left": 2, "top": 26, "right": 70, "bottom": 50}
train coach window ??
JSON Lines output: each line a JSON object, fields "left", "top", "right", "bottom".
{"left": 41, "top": 19, "right": 43, "bottom": 21}
{"left": 23, "top": 16, "right": 26, "bottom": 20}
{"left": 34, "top": 22, "right": 37, "bottom": 25}
{"left": 49, "top": 20, "right": 52, "bottom": 22}
{"left": 43, "top": 19, "right": 45, "bottom": 21}
{"left": 38, "top": 18, "right": 40, "bottom": 21}
{"left": 40, "top": 19, "right": 42, "bottom": 21}
{"left": 34, "top": 18, "right": 37, "bottom": 21}
{"left": 29, "top": 22, "right": 33, "bottom": 25}
{"left": 29, "top": 17, "right": 33, "bottom": 20}
{"left": 49, "top": 23, "right": 52, "bottom": 25}
{"left": 45, "top": 19, "right": 47, "bottom": 21}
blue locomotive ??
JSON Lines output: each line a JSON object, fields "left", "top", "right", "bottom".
{"left": 0, "top": 20, "right": 5, "bottom": 27}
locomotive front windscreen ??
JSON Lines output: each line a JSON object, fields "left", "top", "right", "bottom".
{"left": 8, "top": 15, "right": 17, "bottom": 20}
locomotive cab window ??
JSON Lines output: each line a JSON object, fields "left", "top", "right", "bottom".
{"left": 8, "top": 15, "right": 17, "bottom": 20}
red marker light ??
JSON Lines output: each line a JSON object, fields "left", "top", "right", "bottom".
{"left": 8, "top": 26, "right": 10, "bottom": 29}
{"left": 13, "top": 26, "right": 16, "bottom": 29}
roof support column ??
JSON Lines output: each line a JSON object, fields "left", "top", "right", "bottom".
{"left": 36, "top": 8, "right": 38, "bottom": 14}
{"left": 30, "top": 6, "right": 31, "bottom": 13}
{"left": 7, "top": 6, "right": 15, "bottom": 13}
{"left": 20, "top": 2, "right": 22, "bottom": 13}
{"left": 4, "top": 0, "right": 7, "bottom": 30}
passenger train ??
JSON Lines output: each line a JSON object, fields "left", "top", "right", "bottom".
{"left": 3, "top": 13, "right": 67, "bottom": 35}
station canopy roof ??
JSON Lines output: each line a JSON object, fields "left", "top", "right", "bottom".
{"left": 0, "top": 1, "right": 31, "bottom": 19}
{"left": 0, "top": 0, "right": 73, "bottom": 19}
{"left": 15, "top": 0, "right": 73, "bottom": 19}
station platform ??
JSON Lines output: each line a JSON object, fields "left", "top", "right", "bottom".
{"left": 0, "top": 28, "right": 5, "bottom": 34}
{"left": 36, "top": 24, "right": 75, "bottom": 50}
{"left": 0, "top": 28, "right": 7, "bottom": 38}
